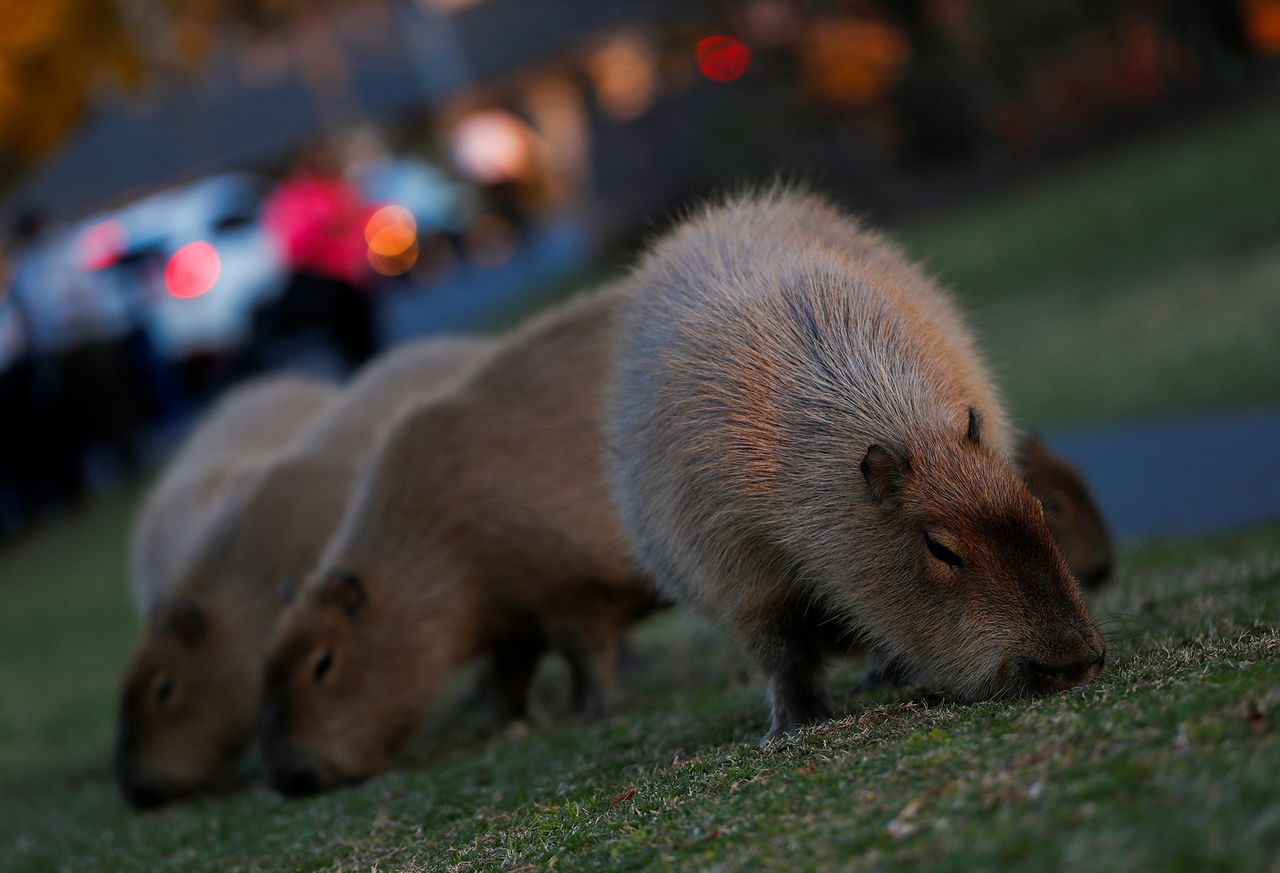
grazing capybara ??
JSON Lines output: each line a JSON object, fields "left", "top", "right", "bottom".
{"left": 116, "top": 339, "right": 485, "bottom": 807}
{"left": 1018, "top": 435, "right": 1114, "bottom": 589}
{"left": 261, "top": 288, "right": 659, "bottom": 796}
{"left": 609, "top": 189, "right": 1105, "bottom": 740}
{"left": 129, "top": 375, "right": 338, "bottom": 616}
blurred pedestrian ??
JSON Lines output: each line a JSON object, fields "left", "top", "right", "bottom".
{"left": 258, "top": 147, "right": 379, "bottom": 370}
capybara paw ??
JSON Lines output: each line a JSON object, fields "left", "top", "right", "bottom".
{"left": 760, "top": 705, "right": 833, "bottom": 746}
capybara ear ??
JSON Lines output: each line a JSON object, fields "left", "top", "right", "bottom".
{"left": 861, "top": 444, "right": 910, "bottom": 507}
{"left": 320, "top": 569, "right": 367, "bottom": 617}
{"left": 166, "top": 600, "right": 208, "bottom": 647}
{"left": 966, "top": 406, "right": 982, "bottom": 444}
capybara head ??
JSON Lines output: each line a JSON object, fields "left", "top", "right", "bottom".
{"left": 261, "top": 568, "right": 440, "bottom": 796}
{"left": 115, "top": 460, "right": 327, "bottom": 808}
{"left": 115, "top": 598, "right": 257, "bottom": 807}
{"left": 1018, "top": 435, "right": 1114, "bottom": 588}
{"left": 853, "top": 409, "right": 1105, "bottom": 701}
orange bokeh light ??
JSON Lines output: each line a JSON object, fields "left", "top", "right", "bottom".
{"left": 364, "top": 204, "right": 416, "bottom": 246}
{"left": 165, "top": 241, "right": 220, "bottom": 299}
{"left": 365, "top": 205, "right": 418, "bottom": 273}
{"left": 1243, "top": 0, "right": 1280, "bottom": 55}
{"left": 696, "top": 35, "right": 752, "bottom": 83}
{"left": 367, "top": 242, "right": 419, "bottom": 276}
{"left": 800, "top": 17, "right": 911, "bottom": 106}
{"left": 369, "top": 224, "right": 416, "bottom": 258}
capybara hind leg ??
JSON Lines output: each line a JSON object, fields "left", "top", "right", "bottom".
{"left": 490, "top": 633, "right": 549, "bottom": 727}
{"left": 560, "top": 623, "right": 622, "bottom": 718}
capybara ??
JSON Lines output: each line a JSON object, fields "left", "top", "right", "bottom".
{"left": 128, "top": 375, "right": 338, "bottom": 616}
{"left": 116, "top": 339, "right": 485, "bottom": 807}
{"left": 609, "top": 189, "right": 1105, "bottom": 740}
{"left": 1018, "top": 435, "right": 1114, "bottom": 588}
{"left": 261, "top": 288, "right": 659, "bottom": 796}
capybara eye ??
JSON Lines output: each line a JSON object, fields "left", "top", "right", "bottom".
{"left": 312, "top": 650, "right": 334, "bottom": 684}
{"left": 154, "top": 677, "right": 174, "bottom": 707}
{"left": 923, "top": 532, "right": 964, "bottom": 570}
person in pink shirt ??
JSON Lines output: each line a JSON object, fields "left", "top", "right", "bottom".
{"left": 259, "top": 148, "right": 378, "bottom": 369}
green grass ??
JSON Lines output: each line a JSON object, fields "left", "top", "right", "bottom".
{"left": 901, "top": 106, "right": 1280, "bottom": 428}
{"left": 1, "top": 483, "right": 1279, "bottom": 871}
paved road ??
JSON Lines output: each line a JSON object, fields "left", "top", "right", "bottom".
{"left": 1046, "top": 408, "right": 1280, "bottom": 541}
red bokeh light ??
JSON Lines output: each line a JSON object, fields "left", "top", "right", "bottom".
{"left": 165, "top": 241, "right": 221, "bottom": 299}
{"left": 78, "top": 220, "right": 128, "bottom": 271}
{"left": 697, "top": 35, "right": 752, "bottom": 82}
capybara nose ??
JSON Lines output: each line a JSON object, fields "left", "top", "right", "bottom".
{"left": 115, "top": 761, "right": 168, "bottom": 810}
{"left": 268, "top": 763, "right": 321, "bottom": 798}
{"left": 1026, "top": 647, "right": 1105, "bottom": 693}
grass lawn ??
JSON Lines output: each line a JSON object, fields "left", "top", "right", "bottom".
{"left": 2, "top": 108, "right": 1280, "bottom": 871}
{"left": 903, "top": 105, "right": 1280, "bottom": 429}
{"left": 1, "top": 477, "right": 1279, "bottom": 871}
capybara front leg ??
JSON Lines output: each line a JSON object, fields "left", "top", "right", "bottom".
{"left": 758, "top": 633, "right": 832, "bottom": 744}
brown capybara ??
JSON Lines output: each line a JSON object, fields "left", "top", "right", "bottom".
{"left": 1018, "top": 435, "right": 1114, "bottom": 589}
{"left": 128, "top": 375, "right": 338, "bottom": 617}
{"left": 115, "top": 338, "right": 485, "bottom": 807}
{"left": 261, "top": 288, "right": 659, "bottom": 796}
{"left": 609, "top": 188, "right": 1105, "bottom": 740}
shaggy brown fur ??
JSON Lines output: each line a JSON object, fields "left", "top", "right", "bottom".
{"left": 261, "top": 288, "right": 659, "bottom": 796}
{"left": 115, "top": 339, "right": 485, "bottom": 807}
{"left": 1018, "top": 435, "right": 1114, "bottom": 589}
{"left": 609, "top": 189, "right": 1104, "bottom": 739}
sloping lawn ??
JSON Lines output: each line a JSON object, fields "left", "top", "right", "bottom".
{"left": 906, "top": 105, "right": 1280, "bottom": 429}
{"left": 1, "top": 483, "right": 1279, "bottom": 872}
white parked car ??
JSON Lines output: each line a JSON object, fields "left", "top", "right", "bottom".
{"left": 81, "top": 172, "right": 286, "bottom": 361}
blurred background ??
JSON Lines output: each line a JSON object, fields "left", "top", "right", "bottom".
{"left": 1, "top": 0, "right": 1278, "bottom": 546}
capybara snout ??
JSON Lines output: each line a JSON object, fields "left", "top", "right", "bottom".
{"left": 116, "top": 599, "right": 257, "bottom": 805}
{"left": 261, "top": 569, "right": 416, "bottom": 790}
{"left": 115, "top": 746, "right": 167, "bottom": 810}
{"left": 1017, "top": 597, "right": 1107, "bottom": 695}
{"left": 1024, "top": 644, "right": 1106, "bottom": 695}
{"left": 260, "top": 694, "right": 332, "bottom": 799}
